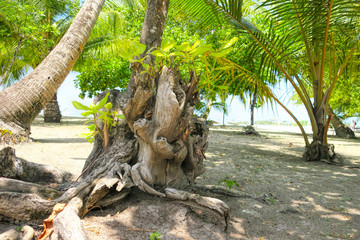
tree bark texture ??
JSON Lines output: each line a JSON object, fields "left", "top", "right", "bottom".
{"left": 328, "top": 107, "right": 355, "bottom": 139}
{"left": 0, "top": 0, "right": 105, "bottom": 137}
{"left": 250, "top": 84, "right": 257, "bottom": 126}
{"left": 43, "top": 93, "right": 62, "bottom": 123}
{"left": 303, "top": 106, "right": 341, "bottom": 164}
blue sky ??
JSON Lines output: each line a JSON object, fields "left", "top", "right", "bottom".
{"left": 58, "top": 71, "right": 310, "bottom": 124}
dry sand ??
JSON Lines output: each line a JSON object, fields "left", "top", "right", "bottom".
{"left": 1, "top": 117, "right": 360, "bottom": 240}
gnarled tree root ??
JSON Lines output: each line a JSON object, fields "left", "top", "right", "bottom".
{"left": 0, "top": 161, "right": 230, "bottom": 239}
{"left": 165, "top": 187, "right": 229, "bottom": 230}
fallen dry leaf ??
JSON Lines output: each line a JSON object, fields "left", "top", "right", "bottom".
{"left": 38, "top": 203, "right": 67, "bottom": 240}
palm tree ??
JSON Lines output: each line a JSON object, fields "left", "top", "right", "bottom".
{"left": 176, "top": 0, "right": 360, "bottom": 163}
{"left": 0, "top": 0, "right": 77, "bottom": 122}
{"left": 0, "top": 0, "right": 105, "bottom": 137}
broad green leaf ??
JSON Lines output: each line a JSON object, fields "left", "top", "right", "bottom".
{"left": 169, "top": 51, "right": 185, "bottom": 57}
{"left": 192, "top": 40, "right": 201, "bottom": 49}
{"left": 97, "top": 92, "right": 110, "bottom": 108}
{"left": 161, "top": 38, "right": 176, "bottom": 52}
{"left": 116, "top": 114, "right": 125, "bottom": 119}
{"left": 79, "top": 132, "right": 93, "bottom": 137}
{"left": 87, "top": 124, "right": 96, "bottom": 131}
{"left": 81, "top": 111, "right": 94, "bottom": 117}
{"left": 103, "top": 116, "right": 113, "bottom": 122}
{"left": 176, "top": 42, "right": 191, "bottom": 52}
{"left": 163, "top": 43, "right": 176, "bottom": 52}
{"left": 134, "top": 42, "right": 146, "bottom": 55}
{"left": 152, "top": 50, "right": 165, "bottom": 57}
{"left": 104, "top": 102, "right": 113, "bottom": 110}
{"left": 190, "top": 46, "right": 212, "bottom": 57}
{"left": 221, "top": 37, "right": 239, "bottom": 50}
{"left": 211, "top": 48, "right": 233, "bottom": 58}
{"left": 72, "top": 101, "right": 90, "bottom": 110}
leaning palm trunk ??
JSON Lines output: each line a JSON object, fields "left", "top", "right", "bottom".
{"left": 328, "top": 107, "right": 355, "bottom": 139}
{"left": 43, "top": 93, "right": 62, "bottom": 123}
{"left": 0, "top": 0, "right": 105, "bottom": 137}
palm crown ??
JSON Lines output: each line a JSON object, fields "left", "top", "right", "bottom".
{"left": 173, "top": 0, "right": 360, "bottom": 161}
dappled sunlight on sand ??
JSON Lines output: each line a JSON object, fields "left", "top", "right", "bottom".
{"left": 321, "top": 214, "right": 352, "bottom": 221}
{"left": 228, "top": 217, "right": 246, "bottom": 239}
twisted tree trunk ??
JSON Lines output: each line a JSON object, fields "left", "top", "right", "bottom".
{"left": 0, "top": 1, "right": 230, "bottom": 239}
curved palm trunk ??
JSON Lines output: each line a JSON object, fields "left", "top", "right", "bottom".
{"left": 201, "top": 99, "right": 213, "bottom": 120}
{"left": 250, "top": 84, "right": 257, "bottom": 126}
{"left": 328, "top": 107, "right": 355, "bottom": 139}
{"left": 0, "top": 0, "right": 105, "bottom": 137}
{"left": 43, "top": 93, "right": 62, "bottom": 123}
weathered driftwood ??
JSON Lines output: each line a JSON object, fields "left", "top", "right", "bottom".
{"left": 51, "top": 198, "right": 88, "bottom": 240}
{"left": 0, "top": 191, "right": 54, "bottom": 222}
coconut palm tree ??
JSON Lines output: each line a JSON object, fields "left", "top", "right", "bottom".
{"left": 175, "top": 0, "right": 360, "bottom": 163}
{"left": 0, "top": 0, "right": 105, "bottom": 137}
{"left": 0, "top": 0, "right": 77, "bottom": 122}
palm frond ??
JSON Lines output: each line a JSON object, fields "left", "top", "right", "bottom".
{"left": 170, "top": 0, "right": 243, "bottom": 30}
{"left": 104, "top": 0, "right": 142, "bottom": 11}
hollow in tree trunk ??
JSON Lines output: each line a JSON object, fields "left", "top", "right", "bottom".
{"left": 43, "top": 93, "right": 62, "bottom": 123}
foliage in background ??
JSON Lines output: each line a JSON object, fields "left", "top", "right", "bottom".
{"left": 173, "top": 0, "right": 360, "bottom": 157}
{"left": 330, "top": 80, "right": 360, "bottom": 119}
{"left": 73, "top": 4, "right": 144, "bottom": 98}
{"left": 74, "top": 2, "right": 273, "bottom": 119}
{"left": 75, "top": 58, "right": 130, "bottom": 98}
{"left": 0, "top": 0, "right": 77, "bottom": 86}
